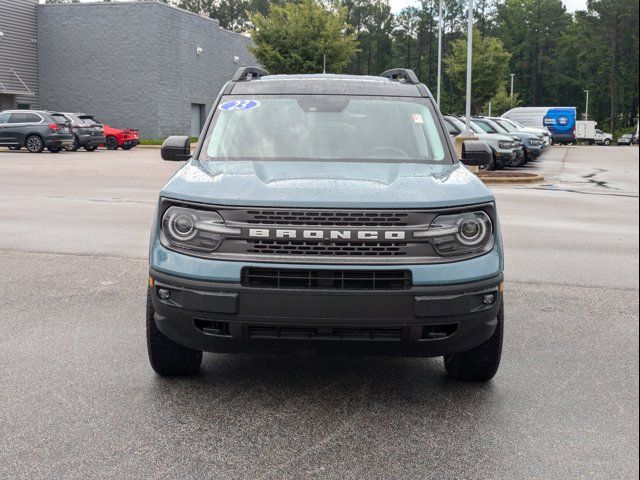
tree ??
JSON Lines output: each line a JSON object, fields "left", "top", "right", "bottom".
{"left": 249, "top": 0, "right": 358, "bottom": 74}
{"left": 444, "top": 29, "right": 511, "bottom": 113}
{"left": 484, "top": 83, "right": 520, "bottom": 115}
{"left": 496, "top": 0, "right": 571, "bottom": 106}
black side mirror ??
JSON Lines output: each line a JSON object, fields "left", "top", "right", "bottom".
{"left": 161, "top": 135, "right": 191, "bottom": 161}
{"left": 461, "top": 140, "right": 492, "bottom": 167}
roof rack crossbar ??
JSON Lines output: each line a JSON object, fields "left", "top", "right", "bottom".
{"left": 380, "top": 68, "right": 420, "bottom": 85}
{"left": 232, "top": 66, "right": 269, "bottom": 82}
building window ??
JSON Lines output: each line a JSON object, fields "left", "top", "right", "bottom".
{"left": 190, "top": 104, "right": 206, "bottom": 138}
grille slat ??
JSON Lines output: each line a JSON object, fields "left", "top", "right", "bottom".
{"left": 242, "top": 267, "right": 412, "bottom": 290}
{"left": 248, "top": 325, "right": 404, "bottom": 341}
{"left": 247, "top": 240, "right": 409, "bottom": 256}
{"left": 245, "top": 210, "right": 410, "bottom": 227}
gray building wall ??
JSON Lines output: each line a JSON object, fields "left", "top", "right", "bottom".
{"left": 0, "top": 0, "right": 39, "bottom": 110}
{"left": 37, "top": 1, "right": 255, "bottom": 139}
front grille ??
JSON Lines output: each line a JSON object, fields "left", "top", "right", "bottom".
{"left": 241, "top": 267, "right": 412, "bottom": 290}
{"left": 245, "top": 210, "right": 409, "bottom": 227}
{"left": 247, "top": 240, "right": 409, "bottom": 257}
{"left": 248, "top": 325, "right": 403, "bottom": 341}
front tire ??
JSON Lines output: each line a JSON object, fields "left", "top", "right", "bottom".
{"left": 444, "top": 303, "right": 503, "bottom": 382}
{"left": 105, "top": 136, "right": 119, "bottom": 150}
{"left": 25, "top": 135, "right": 44, "bottom": 153}
{"left": 603, "top": 139, "right": 612, "bottom": 146}
{"left": 84, "top": 145, "right": 97, "bottom": 152}
{"left": 9, "top": 146, "right": 21, "bottom": 151}
{"left": 146, "top": 288, "right": 202, "bottom": 376}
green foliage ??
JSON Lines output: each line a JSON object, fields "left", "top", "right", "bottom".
{"left": 249, "top": 0, "right": 358, "bottom": 74}
{"left": 445, "top": 30, "right": 511, "bottom": 113}
{"left": 483, "top": 84, "right": 520, "bottom": 116}
{"left": 169, "top": 0, "right": 638, "bottom": 130}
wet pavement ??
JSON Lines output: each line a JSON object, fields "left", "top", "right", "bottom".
{"left": 0, "top": 145, "right": 638, "bottom": 479}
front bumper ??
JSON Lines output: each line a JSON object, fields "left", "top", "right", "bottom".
{"left": 494, "top": 150, "right": 516, "bottom": 168}
{"left": 525, "top": 144, "right": 543, "bottom": 159}
{"left": 150, "top": 268, "right": 503, "bottom": 357}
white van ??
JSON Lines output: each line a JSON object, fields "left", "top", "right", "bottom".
{"left": 502, "top": 106, "right": 577, "bottom": 143}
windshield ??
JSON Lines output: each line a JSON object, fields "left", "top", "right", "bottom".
{"left": 494, "top": 119, "right": 518, "bottom": 133}
{"left": 201, "top": 96, "right": 448, "bottom": 164}
{"left": 447, "top": 116, "right": 485, "bottom": 135}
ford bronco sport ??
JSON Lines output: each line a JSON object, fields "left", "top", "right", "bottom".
{"left": 147, "top": 67, "right": 504, "bottom": 382}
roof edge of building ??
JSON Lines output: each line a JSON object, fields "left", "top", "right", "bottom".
{"left": 37, "top": 1, "right": 251, "bottom": 38}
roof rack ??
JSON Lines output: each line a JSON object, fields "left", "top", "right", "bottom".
{"left": 380, "top": 68, "right": 420, "bottom": 85}
{"left": 232, "top": 66, "right": 269, "bottom": 82}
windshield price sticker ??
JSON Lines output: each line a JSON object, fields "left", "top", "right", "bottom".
{"left": 219, "top": 100, "right": 260, "bottom": 111}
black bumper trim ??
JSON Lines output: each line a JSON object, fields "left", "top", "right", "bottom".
{"left": 149, "top": 268, "right": 503, "bottom": 357}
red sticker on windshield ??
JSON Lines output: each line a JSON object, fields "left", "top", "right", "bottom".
{"left": 412, "top": 114, "right": 424, "bottom": 124}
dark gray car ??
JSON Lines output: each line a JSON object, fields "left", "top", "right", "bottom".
{"left": 0, "top": 110, "right": 74, "bottom": 153}
{"left": 61, "top": 113, "right": 106, "bottom": 152}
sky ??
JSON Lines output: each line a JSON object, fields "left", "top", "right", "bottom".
{"left": 389, "top": 0, "right": 588, "bottom": 13}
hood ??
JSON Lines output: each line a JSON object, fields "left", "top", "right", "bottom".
{"left": 522, "top": 127, "right": 549, "bottom": 136}
{"left": 475, "top": 133, "right": 514, "bottom": 142}
{"left": 509, "top": 131, "right": 539, "bottom": 140}
{"left": 160, "top": 159, "right": 494, "bottom": 209}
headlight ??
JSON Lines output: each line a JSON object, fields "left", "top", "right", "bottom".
{"left": 498, "top": 140, "right": 513, "bottom": 149}
{"left": 416, "top": 211, "right": 493, "bottom": 256}
{"left": 161, "top": 206, "right": 239, "bottom": 253}
{"left": 529, "top": 138, "right": 542, "bottom": 146}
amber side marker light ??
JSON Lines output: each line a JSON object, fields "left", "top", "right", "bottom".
{"left": 148, "top": 277, "right": 154, "bottom": 288}
{"left": 499, "top": 282, "right": 505, "bottom": 293}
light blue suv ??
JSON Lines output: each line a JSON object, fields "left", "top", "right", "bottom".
{"left": 147, "top": 68, "right": 504, "bottom": 382}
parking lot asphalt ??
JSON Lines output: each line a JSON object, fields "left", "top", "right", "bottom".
{"left": 0, "top": 146, "right": 638, "bottom": 479}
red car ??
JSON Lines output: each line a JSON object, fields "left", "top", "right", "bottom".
{"left": 103, "top": 124, "right": 140, "bottom": 150}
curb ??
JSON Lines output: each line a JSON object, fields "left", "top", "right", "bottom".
{"left": 137, "top": 144, "right": 198, "bottom": 149}
{"left": 478, "top": 174, "right": 545, "bottom": 185}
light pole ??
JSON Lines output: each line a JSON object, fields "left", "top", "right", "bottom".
{"left": 584, "top": 89, "right": 589, "bottom": 120}
{"left": 436, "top": 0, "right": 443, "bottom": 106}
{"left": 464, "top": 0, "right": 473, "bottom": 134}
{"left": 510, "top": 73, "right": 515, "bottom": 99}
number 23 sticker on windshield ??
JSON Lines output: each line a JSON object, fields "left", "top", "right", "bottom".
{"left": 219, "top": 100, "right": 260, "bottom": 111}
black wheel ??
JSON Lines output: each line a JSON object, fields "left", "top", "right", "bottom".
{"left": 105, "top": 136, "right": 119, "bottom": 150}
{"left": 84, "top": 145, "right": 97, "bottom": 152}
{"left": 8, "top": 146, "right": 21, "bottom": 151}
{"left": 444, "top": 303, "right": 503, "bottom": 382}
{"left": 480, "top": 152, "right": 497, "bottom": 171}
{"left": 603, "top": 139, "right": 611, "bottom": 146}
{"left": 66, "top": 135, "right": 80, "bottom": 151}
{"left": 25, "top": 135, "right": 44, "bottom": 153}
{"left": 512, "top": 152, "right": 527, "bottom": 168}
{"left": 48, "top": 147, "right": 61, "bottom": 153}
{"left": 146, "top": 288, "right": 202, "bottom": 376}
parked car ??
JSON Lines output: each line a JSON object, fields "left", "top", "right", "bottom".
{"left": 617, "top": 133, "right": 634, "bottom": 146}
{"left": 594, "top": 129, "right": 613, "bottom": 146}
{"left": 471, "top": 116, "right": 542, "bottom": 164}
{"left": 147, "top": 67, "right": 505, "bottom": 382}
{"left": 0, "top": 110, "right": 74, "bottom": 153}
{"left": 487, "top": 116, "right": 545, "bottom": 162}
{"left": 443, "top": 115, "right": 522, "bottom": 169}
{"left": 102, "top": 124, "right": 140, "bottom": 150}
{"left": 495, "top": 116, "right": 551, "bottom": 146}
{"left": 61, "top": 112, "right": 106, "bottom": 151}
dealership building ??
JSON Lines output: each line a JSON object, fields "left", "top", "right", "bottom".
{"left": 0, "top": 0, "right": 255, "bottom": 138}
